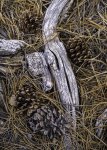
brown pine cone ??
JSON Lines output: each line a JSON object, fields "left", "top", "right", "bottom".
{"left": 19, "top": 12, "right": 42, "bottom": 34}
{"left": 66, "top": 37, "right": 91, "bottom": 66}
{"left": 27, "top": 104, "right": 69, "bottom": 140}
{"left": 16, "top": 82, "right": 37, "bottom": 110}
{"left": 59, "top": 32, "right": 92, "bottom": 67}
{"left": 66, "top": 38, "right": 91, "bottom": 66}
{"left": 15, "top": 82, "right": 70, "bottom": 140}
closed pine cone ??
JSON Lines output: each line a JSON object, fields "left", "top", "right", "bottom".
{"left": 28, "top": 104, "right": 69, "bottom": 140}
{"left": 66, "top": 37, "right": 91, "bottom": 66}
{"left": 16, "top": 82, "right": 37, "bottom": 110}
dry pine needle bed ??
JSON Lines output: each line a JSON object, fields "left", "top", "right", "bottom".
{"left": 0, "top": 0, "right": 107, "bottom": 150}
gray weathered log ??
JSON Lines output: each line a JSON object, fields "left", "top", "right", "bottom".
{"left": 0, "top": 39, "right": 26, "bottom": 56}
{"left": 42, "top": 0, "right": 79, "bottom": 149}
{"left": 0, "top": 80, "right": 7, "bottom": 118}
{"left": 43, "top": 0, "right": 79, "bottom": 126}
{"left": 60, "top": 0, "right": 74, "bottom": 23}
{"left": 0, "top": 0, "right": 79, "bottom": 148}
{"left": 95, "top": 109, "right": 107, "bottom": 138}
{"left": 26, "top": 52, "right": 53, "bottom": 91}
{"left": 0, "top": 39, "right": 52, "bottom": 92}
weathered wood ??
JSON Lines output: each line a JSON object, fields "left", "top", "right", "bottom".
{"left": 95, "top": 109, "right": 107, "bottom": 138}
{"left": 0, "top": 39, "right": 25, "bottom": 56}
{"left": 0, "top": 39, "right": 53, "bottom": 91}
{"left": 42, "top": 0, "right": 79, "bottom": 149}
{"left": 26, "top": 52, "right": 53, "bottom": 91}
{"left": 0, "top": 1, "right": 80, "bottom": 148}
{"left": 43, "top": 0, "right": 79, "bottom": 126}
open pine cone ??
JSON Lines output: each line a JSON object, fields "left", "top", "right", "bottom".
{"left": 15, "top": 82, "right": 69, "bottom": 140}
{"left": 28, "top": 104, "right": 69, "bottom": 140}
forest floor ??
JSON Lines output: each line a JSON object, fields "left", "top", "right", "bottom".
{"left": 0, "top": 0, "right": 107, "bottom": 150}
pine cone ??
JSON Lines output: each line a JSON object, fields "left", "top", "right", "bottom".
{"left": 15, "top": 82, "right": 70, "bottom": 140}
{"left": 66, "top": 38, "right": 91, "bottom": 66}
{"left": 28, "top": 105, "right": 69, "bottom": 140}
{"left": 19, "top": 12, "right": 42, "bottom": 34}
{"left": 16, "top": 82, "right": 37, "bottom": 110}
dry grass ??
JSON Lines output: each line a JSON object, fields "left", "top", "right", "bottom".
{"left": 0, "top": 0, "right": 107, "bottom": 149}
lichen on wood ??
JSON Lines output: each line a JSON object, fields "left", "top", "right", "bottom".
{"left": 0, "top": 39, "right": 25, "bottom": 56}
{"left": 26, "top": 52, "right": 53, "bottom": 91}
{"left": 42, "top": 0, "right": 79, "bottom": 149}
{"left": 43, "top": 0, "right": 79, "bottom": 126}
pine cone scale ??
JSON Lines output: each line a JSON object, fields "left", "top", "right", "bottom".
{"left": 15, "top": 82, "right": 69, "bottom": 140}
{"left": 66, "top": 37, "right": 91, "bottom": 66}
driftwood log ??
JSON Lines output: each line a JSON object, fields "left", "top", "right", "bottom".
{"left": 26, "top": 52, "right": 53, "bottom": 91}
{"left": 42, "top": 0, "right": 79, "bottom": 149}
{"left": 0, "top": 0, "right": 79, "bottom": 149}
{"left": 96, "top": 109, "right": 107, "bottom": 138}
{"left": 43, "top": 0, "right": 79, "bottom": 123}
{"left": 0, "top": 0, "right": 107, "bottom": 149}
{"left": 0, "top": 39, "right": 26, "bottom": 56}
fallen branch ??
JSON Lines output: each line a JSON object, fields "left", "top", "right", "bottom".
{"left": 96, "top": 109, "right": 107, "bottom": 138}
{"left": 26, "top": 52, "right": 53, "bottom": 91}
{"left": 43, "top": 0, "right": 79, "bottom": 125}
{"left": 0, "top": 39, "right": 25, "bottom": 56}
{"left": 0, "top": 1, "right": 80, "bottom": 148}
{"left": 43, "top": 0, "right": 79, "bottom": 149}
{"left": 0, "top": 41, "right": 52, "bottom": 92}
